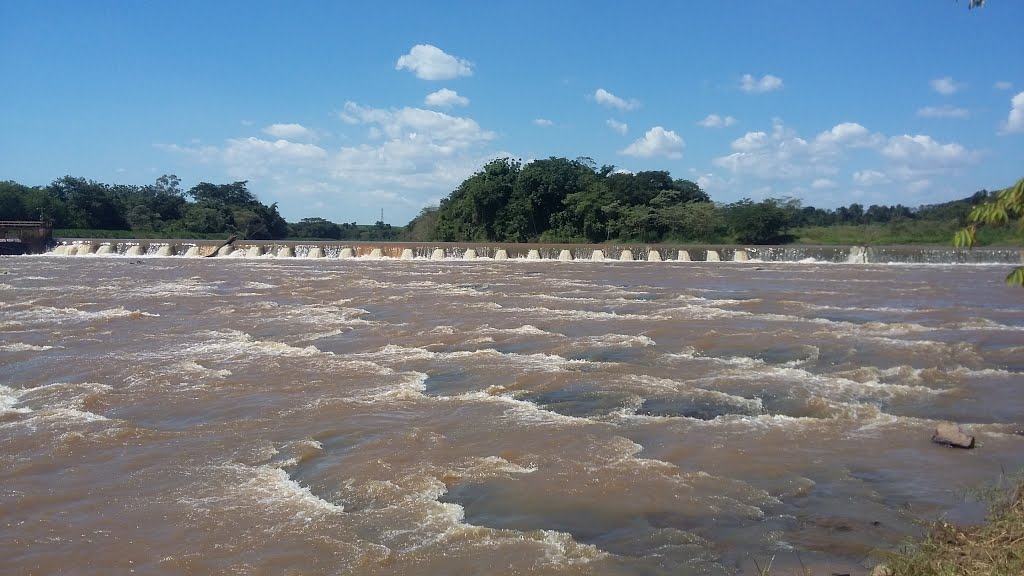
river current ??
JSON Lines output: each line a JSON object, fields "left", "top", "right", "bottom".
{"left": 2, "top": 255, "right": 1023, "bottom": 575}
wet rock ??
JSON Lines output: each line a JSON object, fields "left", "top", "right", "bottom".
{"left": 931, "top": 422, "right": 975, "bottom": 449}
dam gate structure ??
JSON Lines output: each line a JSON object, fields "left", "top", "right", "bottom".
{"left": 0, "top": 221, "right": 53, "bottom": 255}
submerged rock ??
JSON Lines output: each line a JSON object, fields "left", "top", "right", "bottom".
{"left": 931, "top": 422, "right": 975, "bottom": 449}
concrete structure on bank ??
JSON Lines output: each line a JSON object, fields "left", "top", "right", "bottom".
{"left": 41, "top": 238, "right": 1024, "bottom": 264}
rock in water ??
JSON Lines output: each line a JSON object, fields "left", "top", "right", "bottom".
{"left": 932, "top": 422, "right": 975, "bottom": 449}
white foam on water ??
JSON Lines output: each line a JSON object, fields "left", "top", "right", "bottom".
{"left": 185, "top": 329, "right": 330, "bottom": 360}
{"left": 579, "top": 333, "right": 656, "bottom": 347}
{"left": 0, "top": 342, "right": 56, "bottom": 352}
{"left": 454, "top": 391, "right": 599, "bottom": 427}
{"left": 349, "top": 371, "right": 429, "bottom": 404}
{"left": 0, "top": 384, "right": 31, "bottom": 415}
{"left": 8, "top": 305, "right": 160, "bottom": 326}
{"left": 473, "top": 302, "right": 665, "bottom": 322}
{"left": 370, "top": 345, "right": 605, "bottom": 372}
{"left": 184, "top": 463, "right": 345, "bottom": 521}
{"left": 242, "top": 281, "right": 278, "bottom": 290}
{"left": 944, "top": 317, "right": 1024, "bottom": 332}
{"left": 444, "top": 455, "right": 539, "bottom": 482}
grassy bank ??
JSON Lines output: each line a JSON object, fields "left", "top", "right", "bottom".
{"left": 793, "top": 221, "right": 1018, "bottom": 246}
{"left": 880, "top": 476, "right": 1024, "bottom": 576}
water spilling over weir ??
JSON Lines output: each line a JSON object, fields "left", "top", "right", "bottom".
{"left": 45, "top": 239, "right": 1024, "bottom": 264}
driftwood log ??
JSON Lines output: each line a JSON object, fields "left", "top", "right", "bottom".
{"left": 204, "top": 234, "right": 237, "bottom": 257}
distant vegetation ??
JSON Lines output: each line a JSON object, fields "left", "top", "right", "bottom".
{"left": 405, "top": 156, "right": 1015, "bottom": 246}
{"left": 0, "top": 160, "right": 1016, "bottom": 245}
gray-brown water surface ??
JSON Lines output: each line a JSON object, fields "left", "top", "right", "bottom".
{"left": 2, "top": 255, "right": 1023, "bottom": 575}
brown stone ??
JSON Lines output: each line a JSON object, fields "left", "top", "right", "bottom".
{"left": 932, "top": 422, "right": 975, "bottom": 449}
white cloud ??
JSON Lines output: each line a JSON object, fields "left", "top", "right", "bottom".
{"left": 1002, "top": 91, "right": 1024, "bottom": 134}
{"left": 424, "top": 88, "right": 469, "bottom": 108}
{"left": 606, "top": 118, "right": 628, "bottom": 135}
{"left": 533, "top": 118, "right": 553, "bottom": 127}
{"left": 396, "top": 44, "right": 473, "bottom": 80}
{"left": 930, "top": 76, "right": 962, "bottom": 95}
{"left": 713, "top": 119, "right": 976, "bottom": 186}
{"left": 907, "top": 179, "right": 931, "bottom": 194}
{"left": 852, "top": 169, "right": 890, "bottom": 186}
{"left": 593, "top": 88, "right": 639, "bottom": 111}
{"left": 994, "top": 81, "right": 1013, "bottom": 91}
{"left": 168, "top": 102, "right": 500, "bottom": 224}
{"left": 880, "top": 134, "right": 971, "bottom": 163}
{"left": 811, "top": 178, "right": 836, "bottom": 190}
{"left": 916, "top": 105, "right": 970, "bottom": 119}
{"left": 262, "top": 123, "right": 316, "bottom": 141}
{"left": 740, "top": 74, "right": 783, "bottom": 93}
{"left": 620, "top": 126, "right": 684, "bottom": 159}
{"left": 340, "top": 101, "right": 494, "bottom": 146}
{"left": 697, "top": 114, "right": 737, "bottom": 128}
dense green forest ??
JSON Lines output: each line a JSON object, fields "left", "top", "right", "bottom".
{"left": 0, "top": 158, "right": 1013, "bottom": 245}
{"left": 0, "top": 175, "right": 400, "bottom": 241}
{"left": 406, "top": 156, "right": 1010, "bottom": 245}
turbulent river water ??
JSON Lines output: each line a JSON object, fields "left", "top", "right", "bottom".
{"left": 2, "top": 254, "right": 1023, "bottom": 575}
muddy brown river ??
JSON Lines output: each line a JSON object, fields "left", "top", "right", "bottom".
{"left": 2, "top": 254, "right": 1023, "bottom": 575}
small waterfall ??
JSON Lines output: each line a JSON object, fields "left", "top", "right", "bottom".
{"left": 677, "top": 250, "right": 691, "bottom": 262}
{"left": 369, "top": 248, "right": 383, "bottom": 258}
{"left": 526, "top": 249, "right": 541, "bottom": 260}
{"left": 400, "top": 248, "right": 414, "bottom": 259}
{"left": 183, "top": 246, "right": 201, "bottom": 257}
{"left": 52, "top": 245, "right": 68, "bottom": 255}
{"left": 431, "top": 248, "right": 445, "bottom": 260}
{"left": 846, "top": 246, "right": 868, "bottom": 264}
{"left": 96, "top": 244, "right": 115, "bottom": 255}
{"left": 733, "top": 249, "right": 749, "bottom": 262}
{"left": 307, "top": 247, "right": 324, "bottom": 258}
{"left": 245, "top": 246, "right": 264, "bottom": 258}
{"left": 155, "top": 244, "right": 176, "bottom": 257}
{"left": 647, "top": 249, "right": 662, "bottom": 262}
{"left": 339, "top": 247, "right": 355, "bottom": 258}
{"left": 591, "top": 250, "right": 605, "bottom": 261}
{"left": 619, "top": 249, "right": 634, "bottom": 261}
{"left": 277, "top": 246, "right": 294, "bottom": 258}
{"left": 494, "top": 249, "right": 508, "bottom": 260}
{"left": 463, "top": 249, "right": 477, "bottom": 260}
{"left": 216, "top": 244, "right": 234, "bottom": 257}
{"left": 125, "top": 245, "right": 145, "bottom": 257}
{"left": 706, "top": 250, "right": 721, "bottom": 262}
{"left": 558, "top": 249, "right": 573, "bottom": 261}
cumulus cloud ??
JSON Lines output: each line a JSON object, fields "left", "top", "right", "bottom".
{"left": 916, "top": 105, "right": 970, "bottom": 119}
{"left": 994, "top": 81, "right": 1013, "bottom": 91}
{"left": 811, "top": 178, "right": 836, "bottom": 190}
{"left": 697, "top": 114, "right": 737, "bottom": 128}
{"left": 533, "top": 118, "right": 553, "bottom": 127}
{"left": 167, "top": 102, "right": 501, "bottom": 223}
{"left": 424, "top": 88, "right": 469, "bottom": 108}
{"left": 262, "top": 123, "right": 316, "bottom": 141}
{"left": 1001, "top": 91, "right": 1024, "bottom": 134}
{"left": 930, "top": 76, "right": 962, "bottom": 95}
{"left": 606, "top": 118, "right": 628, "bottom": 135}
{"left": 740, "top": 74, "right": 783, "bottom": 93}
{"left": 713, "top": 119, "right": 976, "bottom": 186}
{"left": 620, "top": 126, "right": 684, "bottom": 159}
{"left": 396, "top": 44, "right": 473, "bottom": 80}
{"left": 593, "top": 88, "right": 639, "bottom": 111}
{"left": 852, "top": 169, "right": 890, "bottom": 186}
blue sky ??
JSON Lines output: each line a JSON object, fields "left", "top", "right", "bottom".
{"left": 2, "top": 1, "right": 1022, "bottom": 225}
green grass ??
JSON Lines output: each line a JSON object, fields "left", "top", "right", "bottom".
{"left": 793, "top": 221, "right": 1019, "bottom": 246}
{"left": 880, "top": 475, "right": 1024, "bottom": 576}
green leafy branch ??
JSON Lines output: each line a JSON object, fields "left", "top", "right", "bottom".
{"left": 954, "top": 177, "right": 1024, "bottom": 286}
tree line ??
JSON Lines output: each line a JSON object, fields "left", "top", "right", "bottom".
{"left": 0, "top": 175, "right": 399, "bottom": 241}
{"left": 405, "top": 156, "right": 998, "bottom": 245}
{"left": 0, "top": 161, "right": 1003, "bottom": 244}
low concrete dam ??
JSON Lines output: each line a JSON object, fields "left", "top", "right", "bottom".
{"left": 44, "top": 239, "right": 1023, "bottom": 264}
